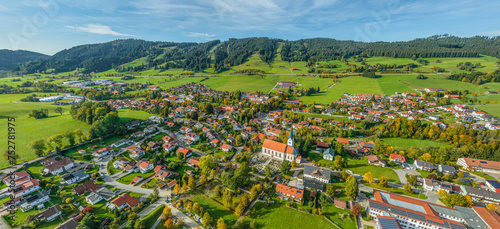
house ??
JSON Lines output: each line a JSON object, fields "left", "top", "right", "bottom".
{"left": 414, "top": 160, "right": 435, "bottom": 171}
{"left": 37, "top": 204, "right": 62, "bottom": 222}
{"left": 334, "top": 199, "right": 347, "bottom": 209}
{"left": 93, "top": 147, "right": 113, "bottom": 158}
{"left": 86, "top": 192, "right": 104, "bottom": 205}
{"left": 261, "top": 130, "right": 301, "bottom": 164}
{"left": 12, "top": 178, "right": 41, "bottom": 197}
{"left": 486, "top": 123, "right": 500, "bottom": 130}
{"left": 149, "top": 115, "right": 163, "bottom": 123}
{"left": 389, "top": 154, "right": 405, "bottom": 164}
{"left": 54, "top": 218, "right": 79, "bottom": 229}
{"left": 322, "top": 148, "right": 335, "bottom": 161}
{"left": 74, "top": 180, "right": 101, "bottom": 195}
{"left": 154, "top": 165, "right": 172, "bottom": 181}
{"left": 275, "top": 183, "right": 304, "bottom": 201}
{"left": 176, "top": 147, "right": 192, "bottom": 158}
{"left": 113, "top": 158, "right": 130, "bottom": 170}
{"left": 162, "top": 143, "right": 177, "bottom": 152}
{"left": 461, "top": 185, "right": 500, "bottom": 203}
{"left": 132, "top": 176, "right": 144, "bottom": 184}
{"left": 457, "top": 158, "right": 500, "bottom": 174}
{"left": 18, "top": 190, "right": 50, "bottom": 212}
{"left": 220, "top": 144, "right": 232, "bottom": 152}
{"left": 3, "top": 171, "right": 31, "bottom": 187}
{"left": 187, "top": 157, "right": 200, "bottom": 169}
{"left": 423, "top": 178, "right": 458, "bottom": 193}
{"left": 429, "top": 115, "right": 440, "bottom": 121}
{"left": 180, "top": 126, "right": 192, "bottom": 134}
{"left": 110, "top": 193, "right": 140, "bottom": 210}
{"left": 43, "top": 157, "right": 75, "bottom": 175}
{"left": 137, "top": 161, "right": 154, "bottom": 173}
{"left": 147, "top": 141, "right": 161, "bottom": 151}
{"left": 167, "top": 180, "right": 177, "bottom": 189}
{"left": 438, "top": 164, "right": 457, "bottom": 175}
{"left": 62, "top": 170, "right": 89, "bottom": 185}
{"left": 186, "top": 132, "right": 200, "bottom": 141}
{"left": 211, "top": 139, "right": 221, "bottom": 147}
{"left": 485, "top": 180, "right": 500, "bottom": 193}
{"left": 128, "top": 146, "right": 145, "bottom": 159}
{"left": 111, "top": 139, "right": 133, "bottom": 148}
{"left": 367, "top": 155, "right": 386, "bottom": 167}
{"left": 303, "top": 165, "right": 331, "bottom": 191}
{"left": 162, "top": 136, "right": 175, "bottom": 143}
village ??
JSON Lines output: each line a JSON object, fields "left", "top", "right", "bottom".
{"left": 1, "top": 80, "right": 499, "bottom": 229}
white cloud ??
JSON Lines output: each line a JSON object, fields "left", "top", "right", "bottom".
{"left": 66, "top": 24, "right": 134, "bottom": 36}
{"left": 186, "top": 32, "right": 216, "bottom": 39}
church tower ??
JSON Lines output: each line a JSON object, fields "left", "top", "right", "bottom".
{"left": 287, "top": 128, "right": 294, "bottom": 147}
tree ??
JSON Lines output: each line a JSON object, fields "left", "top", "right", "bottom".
{"left": 222, "top": 189, "right": 233, "bottom": 209}
{"left": 340, "top": 170, "right": 348, "bottom": 180}
{"left": 378, "top": 176, "right": 388, "bottom": 187}
{"left": 164, "top": 218, "right": 175, "bottom": 229}
{"left": 213, "top": 185, "right": 222, "bottom": 198}
{"left": 235, "top": 135, "right": 243, "bottom": 146}
{"left": 291, "top": 160, "right": 297, "bottom": 168}
{"left": 235, "top": 203, "right": 245, "bottom": 216}
{"left": 345, "top": 176, "right": 359, "bottom": 200}
{"left": 55, "top": 106, "right": 63, "bottom": 115}
{"left": 437, "top": 190, "right": 448, "bottom": 198}
{"left": 486, "top": 203, "right": 498, "bottom": 211}
{"left": 465, "top": 195, "right": 474, "bottom": 207}
{"left": 333, "top": 155, "right": 346, "bottom": 169}
{"left": 217, "top": 217, "right": 228, "bottom": 229}
{"left": 200, "top": 174, "right": 208, "bottom": 185}
{"left": 280, "top": 160, "right": 291, "bottom": 176}
{"left": 325, "top": 183, "right": 335, "bottom": 197}
{"left": 404, "top": 184, "right": 413, "bottom": 194}
{"left": 173, "top": 184, "right": 181, "bottom": 195}
{"left": 203, "top": 212, "right": 213, "bottom": 227}
{"left": 351, "top": 203, "right": 362, "bottom": 216}
{"left": 264, "top": 164, "right": 272, "bottom": 177}
{"left": 199, "top": 155, "right": 216, "bottom": 174}
{"left": 29, "top": 139, "right": 47, "bottom": 156}
{"left": 407, "top": 176, "right": 417, "bottom": 186}
{"left": 163, "top": 206, "right": 172, "bottom": 218}
{"left": 210, "top": 169, "right": 216, "bottom": 179}
{"left": 65, "top": 197, "right": 72, "bottom": 204}
{"left": 457, "top": 172, "right": 464, "bottom": 177}
{"left": 188, "top": 176, "right": 196, "bottom": 191}
{"left": 182, "top": 183, "right": 188, "bottom": 192}
{"left": 249, "top": 184, "right": 262, "bottom": 200}
{"left": 134, "top": 220, "right": 146, "bottom": 229}
{"left": 177, "top": 152, "right": 184, "bottom": 160}
{"left": 363, "top": 172, "right": 374, "bottom": 184}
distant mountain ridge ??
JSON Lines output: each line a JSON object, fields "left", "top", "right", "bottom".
{"left": 0, "top": 49, "right": 49, "bottom": 70}
{"left": 11, "top": 35, "right": 500, "bottom": 74}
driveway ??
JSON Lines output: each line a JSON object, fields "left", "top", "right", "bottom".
{"left": 393, "top": 169, "right": 420, "bottom": 184}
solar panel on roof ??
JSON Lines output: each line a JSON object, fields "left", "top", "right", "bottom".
{"left": 378, "top": 218, "right": 401, "bottom": 229}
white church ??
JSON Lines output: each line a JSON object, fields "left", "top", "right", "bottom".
{"left": 262, "top": 130, "right": 301, "bottom": 163}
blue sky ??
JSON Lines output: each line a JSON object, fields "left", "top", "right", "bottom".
{"left": 1, "top": 0, "right": 499, "bottom": 55}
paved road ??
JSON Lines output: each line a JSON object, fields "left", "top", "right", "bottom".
{"left": 393, "top": 168, "right": 420, "bottom": 184}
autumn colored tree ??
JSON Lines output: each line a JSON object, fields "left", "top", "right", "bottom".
{"left": 217, "top": 217, "right": 228, "bottom": 229}
{"left": 351, "top": 203, "right": 362, "bottom": 216}
{"left": 378, "top": 176, "right": 388, "bottom": 188}
{"left": 174, "top": 184, "right": 181, "bottom": 195}
{"left": 203, "top": 212, "right": 213, "bottom": 227}
{"left": 188, "top": 176, "right": 196, "bottom": 191}
{"left": 404, "top": 184, "right": 413, "bottom": 194}
{"left": 164, "top": 218, "right": 175, "bottom": 229}
{"left": 363, "top": 172, "right": 374, "bottom": 184}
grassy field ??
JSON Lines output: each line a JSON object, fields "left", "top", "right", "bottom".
{"left": 347, "top": 158, "right": 400, "bottom": 183}
{"left": 380, "top": 138, "right": 448, "bottom": 148}
{"left": 192, "top": 194, "right": 239, "bottom": 226}
{"left": 141, "top": 205, "right": 165, "bottom": 229}
{"left": 245, "top": 202, "right": 336, "bottom": 229}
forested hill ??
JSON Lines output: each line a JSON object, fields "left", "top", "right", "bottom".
{"left": 15, "top": 35, "right": 500, "bottom": 74}
{"left": 0, "top": 50, "right": 49, "bottom": 70}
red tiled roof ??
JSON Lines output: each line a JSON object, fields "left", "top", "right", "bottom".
{"left": 187, "top": 157, "right": 200, "bottom": 166}
{"left": 111, "top": 193, "right": 139, "bottom": 209}
{"left": 389, "top": 154, "right": 406, "bottom": 162}
{"left": 262, "top": 139, "right": 295, "bottom": 154}
{"left": 473, "top": 206, "right": 500, "bottom": 227}
{"left": 337, "top": 138, "right": 350, "bottom": 144}
{"left": 276, "top": 183, "right": 303, "bottom": 200}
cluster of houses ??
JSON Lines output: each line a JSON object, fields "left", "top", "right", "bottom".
{"left": 368, "top": 190, "right": 500, "bottom": 229}
{"left": 331, "top": 92, "right": 499, "bottom": 130}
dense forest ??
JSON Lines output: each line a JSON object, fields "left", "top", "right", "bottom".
{"left": 0, "top": 49, "right": 49, "bottom": 70}
{"left": 13, "top": 35, "right": 500, "bottom": 74}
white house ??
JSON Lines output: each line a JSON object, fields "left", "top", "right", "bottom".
{"left": 43, "top": 157, "right": 75, "bottom": 175}
{"left": 322, "top": 148, "right": 335, "bottom": 161}
{"left": 137, "top": 161, "right": 154, "bottom": 173}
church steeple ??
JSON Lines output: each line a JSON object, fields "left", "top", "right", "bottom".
{"left": 287, "top": 128, "right": 294, "bottom": 147}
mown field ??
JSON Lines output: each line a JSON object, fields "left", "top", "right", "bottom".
{"left": 380, "top": 138, "right": 449, "bottom": 148}
{"left": 0, "top": 93, "right": 154, "bottom": 169}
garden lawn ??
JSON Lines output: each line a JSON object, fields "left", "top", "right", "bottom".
{"left": 347, "top": 158, "right": 400, "bottom": 183}
{"left": 192, "top": 194, "right": 239, "bottom": 226}
{"left": 380, "top": 138, "right": 448, "bottom": 148}
{"left": 245, "top": 202, "right": 336, "bottom": 229}
{"left": 141, "top": 205, "right": 165, "bottom": 228}
{"left": 118, "top": 170, "right": 156, "bottom": 185}
{"left": 322, "top": 203, "right": 357, "bottom": 229}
